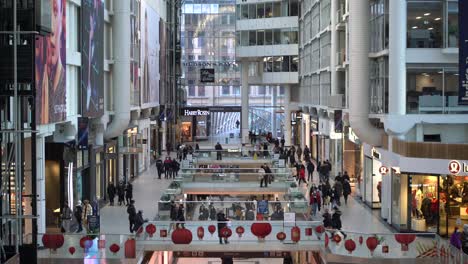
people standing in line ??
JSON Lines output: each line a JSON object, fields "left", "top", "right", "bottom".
{"left": 172, "top": 158, "right": 180, "bottom": 179}
{"left": 61, "top": 201, "right": 72, "bottom": 233}
{"left": 333, "top": 180, "right": 343, "bottom": 207}
{"left": 74, "top": 201, "right": 83, "bottom": 233}
{"left": 307, "top": 161, "right": 315, "bottom": 182}
{"left": 343, "top": 179, "right": 352, "bottom": 205}
{"left": 217, "top": 210, "right": 229, "bottom": 244}
{"left": 117, "top": 182, "right": 125, "bottom": 206}
{"left": 309, "top": 188, "right": 321, "bottom": 218}
{"left": 331, "top": 207, "right": 342, "bottom": 230}
{"left": 127, "top": 200, "right": 136, "bottom": 233}
{"left": 215, "top": 142, "right": 223, "bottom": 160}
{"left": 107, "top": 182, "right": 116, "bottom": 206}
{"left": 82, "top": 199, "right": 93, "bottom": 233}
{"left": 125, "top": 182, "right": 133, "bottom": 206}
{"left": 297, "top": 165, "right": 307, "bottom": 186}
{"left": 177, "top": 204, "right": 185, "bottom": 229}
{"left": 296, "top": 146, "right": 302, "bottom": 162}
{"left": 156, "top": 158, "right": 163, "bottom": 179}
{"left": 164, "top": 157, "right": 172, "bottom": 179}
{"left": 259, "top": 165, "right": 268, "bottom": 188}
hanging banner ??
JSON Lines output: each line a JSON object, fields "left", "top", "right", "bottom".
{"left": 460, "top": 0, "right": 468, "bottom": 105}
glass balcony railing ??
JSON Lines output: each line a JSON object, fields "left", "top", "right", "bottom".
{"left": 177, "top": 172, "right": 291, "bottom": 183}
{"left": 191, "top": 149, "right": 277, "bottom": 160}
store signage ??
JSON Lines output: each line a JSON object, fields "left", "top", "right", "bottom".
{"left": 183, "top": 61, "right": 236, "bottom": 67}
{"left": 459, "top": 0, "right": 468, "bottom": 105}
{"left": 77, "top": 117, "right": 89, "bottom": 150}
{"left": 181, "top": 108, "right": 210, "bottom": 116}
{"left": 449, "top": 160, "right": 468, "bottom": 175}
{"left": 379, "top": 166, "right": 389, "bottom": 176}
{"left": 200, "top": 68, "right": 215, "bottom": 83}
{"left": 372, "top": 148, "right": 381, "bottom": 160}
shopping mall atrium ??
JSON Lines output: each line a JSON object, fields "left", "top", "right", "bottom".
{"left": 0, "top": 0, "right": 468, "bottom": 263}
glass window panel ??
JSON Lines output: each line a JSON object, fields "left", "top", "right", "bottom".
{"left": 265, "top": 30, "right": 273, "bottom": 45}
{"left": 273, "top": 29, "right": 281, "bottom": 45}
{"left": 407, "top": 1, "right": 443, "bottom": 48}
{"left": 257, "top": 3, "right": 265, "bottom": 18}
{"left": 257, "top": 30, "right": 264, "bottom": 45}
{"left": 447, "top": 2, "right": 458, "bottom": 48}
{"left": 241, "top": 4, "right": 248, "bottom": 19}
{"left": 249, "top": 30, "right": 257, "bottom": 46}
{"left": 265, "top": 3, "right": 272, "bottom": 18}
{"left": 249, "top": 4, "right": 256, "bottom": 19}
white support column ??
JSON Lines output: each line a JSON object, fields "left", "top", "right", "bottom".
{"left": 284, "top": 85, "right": 292, "bottom": 146}
{"left": 389, "top": 0, "right": 406, "bottom": 115}
{"left": 330, "top": 0, "right": 338, "bottom": 95}
{"left": 271, "top": 86, "right": 277, "bottom": 137}
{"left": 241, "top": 62, "right": 250, "bottom": 144}
{"left": 36, "top": 136, "right": 46, "bottom": 234}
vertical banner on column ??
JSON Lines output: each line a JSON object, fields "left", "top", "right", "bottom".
{"left": 460, "top": 0, "right": 468, "bottom": 105}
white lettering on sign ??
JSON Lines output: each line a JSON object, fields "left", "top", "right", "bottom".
{"left": 184, "top": 109, "right": 210, "bottom": 116}
{"left": 379, "top": 166, "right": 388, "bottom": 175}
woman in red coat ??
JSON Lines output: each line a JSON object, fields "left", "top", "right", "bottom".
{"left": 298, "top": 165, "right": 307, "bottom": 186}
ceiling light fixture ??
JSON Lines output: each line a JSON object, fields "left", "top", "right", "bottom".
{"left": 434, "top": 17, "right": 441, "bottom": 21}
{"left": 412, "top": 26, "right": 418, "bottom": 29}
{"left": 424, "top": 13, "right": 431, "bottom": 16}
{"left": 416, "top": 16, "right": 422, "bottom": 19}
{"left": 428, "top": 27, "right": 434, "bottom": 30}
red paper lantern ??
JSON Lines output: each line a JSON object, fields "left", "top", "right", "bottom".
{"left": 208, "top": 225, "right": 216, "bottom": 235}
{"left": 251, "top": 223, "right": 272, "bottom": 239}
{"left": 109, "top": 243, "right": 120, "bottom": 254}
{"left": 333, "top": 234, "right": 342, "bottom": 244}
{"left": 394, "top": 234, "right": 416, "bottom": 251}
{"left": 358, "top": 236, "right": 363, "bottom": 245}
{"left": 276, "top": 232, "right": 286, "bottom": 241}
{"left": 125, "top": 238, "right": 136, "bottom": 258}
{"left": 345, "top": 239, "right": 356, "bottom": 254}
{"left": 98, "top": 239, "right": 106, "bottom": 249}
{"left": 197, "top": 226, "right": 204, "bottom": 240}
{"left": 79, "top": 236, "right": 93, "bottom": 250}
{"left": 146, "top": 224, "right": 157, "bottom": 237}
{"left": 235, "top": 226, "right": 245, "bottom": 237}
{"left": 42, "top": 234, "right": 65, "bottom": 251}
{"left": 171, "top": 228, "right": 193, "bottom": 244}
{"left": 160, "top": 229, "right": 167, "bottom": 238}
{"left": 291, "top": 226, "right": 301, "bottom": 243}
{"left": 68, "top": 246, "right": 76, "bottom": 255}
{"left": 325, "top": 233, "right": 329, "bottom": 248}
{"left": 305, "top": 228, "right": 313, "bottom": 236}
{"left": 220, "top": 227, "right": 232, "bottom": 238}
{"left": 314, "top": 225, "right": 325, "bottom": 240}
{"left": 366, "top": 236, "right": 379, "bottom": 254}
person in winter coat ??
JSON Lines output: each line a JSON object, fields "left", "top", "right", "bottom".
{"left": 461, "top": 224, "right": 468, "bottom": 254}
{"left": 342, "top": 171, "right": 350, "bottom": 182}
{"left": 107, "top": 182, "right": 116, "bottom": 206}
{"left": 333, "top": 181, "right": 343, "bottom": 206}
{"left": 172, "top": 159, "right": 180, "bottom": 178}
{"left": 156, "top": 158, "right": 163, "bottom": 179}
{"left": 259, "top": 166, "right": 268, "bottom": 188}
{"left": 307, "top": 161, "right": 315, "bottom": 182}
{"left": 343, "top": 179, "right": 352, "bottom": 205}
{"left": 209, "top": 203, "right": 217, "bottom": 221}
{"left": 125, "top": 182, "right": 133, "bottom": 205}
{"left": 298, "top": 165, "right": 307, "bottom": 186}
{"left": 309, "top": 188, "right": 321, "bottom": 218}
{"left": 61, "top": 201, "right": 73, "bottom": 233}
{"left": 296, "top": 146, "right": 302, "bottom": 162}
{"left": 322, "top": 209, "right": 332, "bottom": 228}
{"left": 451, "top": 227, "right": 462, "bottom": 250}
{"left": 127, "top": 200, "right": 137, "bottom": 233}
{"left": 164, "top": 157, "right": 172, "bottom": 179}
{"left": 82, "top": 199, "right": 93, "bottom": 232}
{"left": 331, "top": 207, "right": 342, "bottom": 230}
{"left": 176, "top": 205, "right": 185, "bottom": 229}
{"left": 133, "top": 210, "right": 147, "bottom": 233}
{"left": 117, "top": 182, "right": 125, "bottom": 206}
{"left": 217, "top": 211, "right": 229, "bottom": 244}
{"left": 215, "top": 142, "right": 223, "bottom": 160}
{"left": 74, "top": 201, "right": 83, "bottom": 233}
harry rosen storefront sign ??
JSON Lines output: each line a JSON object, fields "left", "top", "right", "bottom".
{"left": 449, "top": 160, "right": 468, "bottom": 175}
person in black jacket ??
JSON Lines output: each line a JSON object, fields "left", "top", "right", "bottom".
{"left": 117, "top": 182, "right": 125, "bottom": 206}
{"left": 125, "top": 182, "right": 133, "bottom": 206}
{"left": 107, "top": 182, "right": 116, "bottom": 206}
{"left": 133, "top": 210, "right": 147, "bottom": 233}
{"left": 331, "top": 207, "right": 342, "bottom": 230}
{"left": 177, "top": 205, "right": 185, "bottom": 229}
{"left": 215, "top": 142, "right": 223, "bottom": 160}
{"left": 322, "top": 209, "right": 332, "bottom": 228}
{"left": 172, "top": 159, "right": 180, "bottom": 178}
{"left": 343, "top": 179, "right": 352, "bottom": 205}
{"left": 217, "top": 211, "right": 229, "bottom": 244}
{"left": 156, "top": 158, "right": 163, "bottom": 179}
{"left": 127, "top": 200, "right": 137, "bottom": 233}
{"left": 74, "top": 201, "right": 83, "bottom": 233}
{"left": 307, "top": 161, "right": 315, "bottom": 182}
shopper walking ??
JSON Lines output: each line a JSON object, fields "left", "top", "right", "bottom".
{"left": 451, "top": 227, "right": 462, "bottom": 250}
{"left": 60, "top": 201, "right": 73, "bottom": 233}
{"left": 176, "top": 205, "right": 185, "bottom": 229}
{"left": 117, "top": 182, "right": 125, "bottom": 206}
{"left": 331, "top": 207, "right": 342, "bottom": 230}
{"left": 307, "top": 161, "right": 315, "bottom": 182}
{"left": 74, "top": 201, "right": 83, "bottom": 233}
{"left": 164, "top": 157, "right": 172, "bottom": 179}
{"left": 217, "top": 211, "right": 229, "bottom": 244}
{"left": 259, "top": 165, "right": 268, "bottom": 188}
{"left": 322, "top": 208, "right": 332, "bottom": 228}
{"left": 107, "top": 182, "right": 116, "bottom": 206}
{"left": 343, "top": 179, "right": 352, "bottom": 205}
{"left": 296, "top": 146, "right": 302, "bottom": 162}
{"left": 125, "top": 182, "right": 133, "bottom": 206}
{"left": 215, "top": 142, "right": 223, "bottom": 160}
{"left": 133, "top": 210, "right": 147, "bottom": 233}
{"left": 82, "top": 200, "right": 93, "bottom": 233}
{"left": 156, "top": 158, "right": 163, "bottom": 179}
{"left": 309, "top": 188, "right": 321, "bottom": 218}
{"left": 127, "top": 200, "right": 137, "bottom": 233}
{"left": 333, "top": 180, "right": 343, "bottom": 206}
{"left": 172, "top": 159, "right": 180, "bottom": 179}
{"left": 297, "top": 165, "right": 307, "bottom": 186}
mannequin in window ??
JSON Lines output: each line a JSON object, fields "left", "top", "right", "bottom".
{"left": 462, "top": 182, "right": 468, "bottom": 204}
{"left": 415, "top": 185, "right": 424, "bottom": 219}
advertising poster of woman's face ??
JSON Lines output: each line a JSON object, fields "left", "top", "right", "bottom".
{"left": 36, "top": 0, "right": 67, "bottom": 124}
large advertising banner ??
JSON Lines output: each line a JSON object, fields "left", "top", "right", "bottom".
{"left": 81, "top": 0, "right": 104, "bottom": 117}
{"left": 460, "top": 0, "right": 468, "bottom": 105}
{"left": 140, "top": 1, "right": 160, "bottom": 105}
{"left": 35, "top": 0, "right": 66, "bottom": 125}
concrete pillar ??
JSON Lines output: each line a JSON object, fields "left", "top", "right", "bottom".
{"left": 389, "top": 0, "right": 406, "bottom": 115}
{"left": 330, "top": 0, "right": 338, "bottom": 95}
{"left": 271, "top": 86, "right": 277, "bottom": 137}
{"left": 284, "top": 85, "right": 292, "bottom": 146}
{"left": 241, "top": 62, "right": 250, "bottom": 144}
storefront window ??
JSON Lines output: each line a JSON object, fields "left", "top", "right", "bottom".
{"left": 409, "top": 175, "right": 438, "bottom": 233}
{"left": 441, "top": 175, "right": 468, "bottom": 238}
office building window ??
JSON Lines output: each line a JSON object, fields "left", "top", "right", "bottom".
{"left": 407, "top": 0, "right": 443, "bottom": 48}
{"left": 188, "top": 86, "right": 196, "bottom": 97}
{"left": 198, "top": 86, "right": 205, "bottom": 97}
{"left": 370, "top": 0, "right": 389, "bottom": 52}
{"left": 447, "top": 1, "right": 458, "bottom": 48}
{"left": 222, "top": 86, "right": 230, "bottom": 95}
